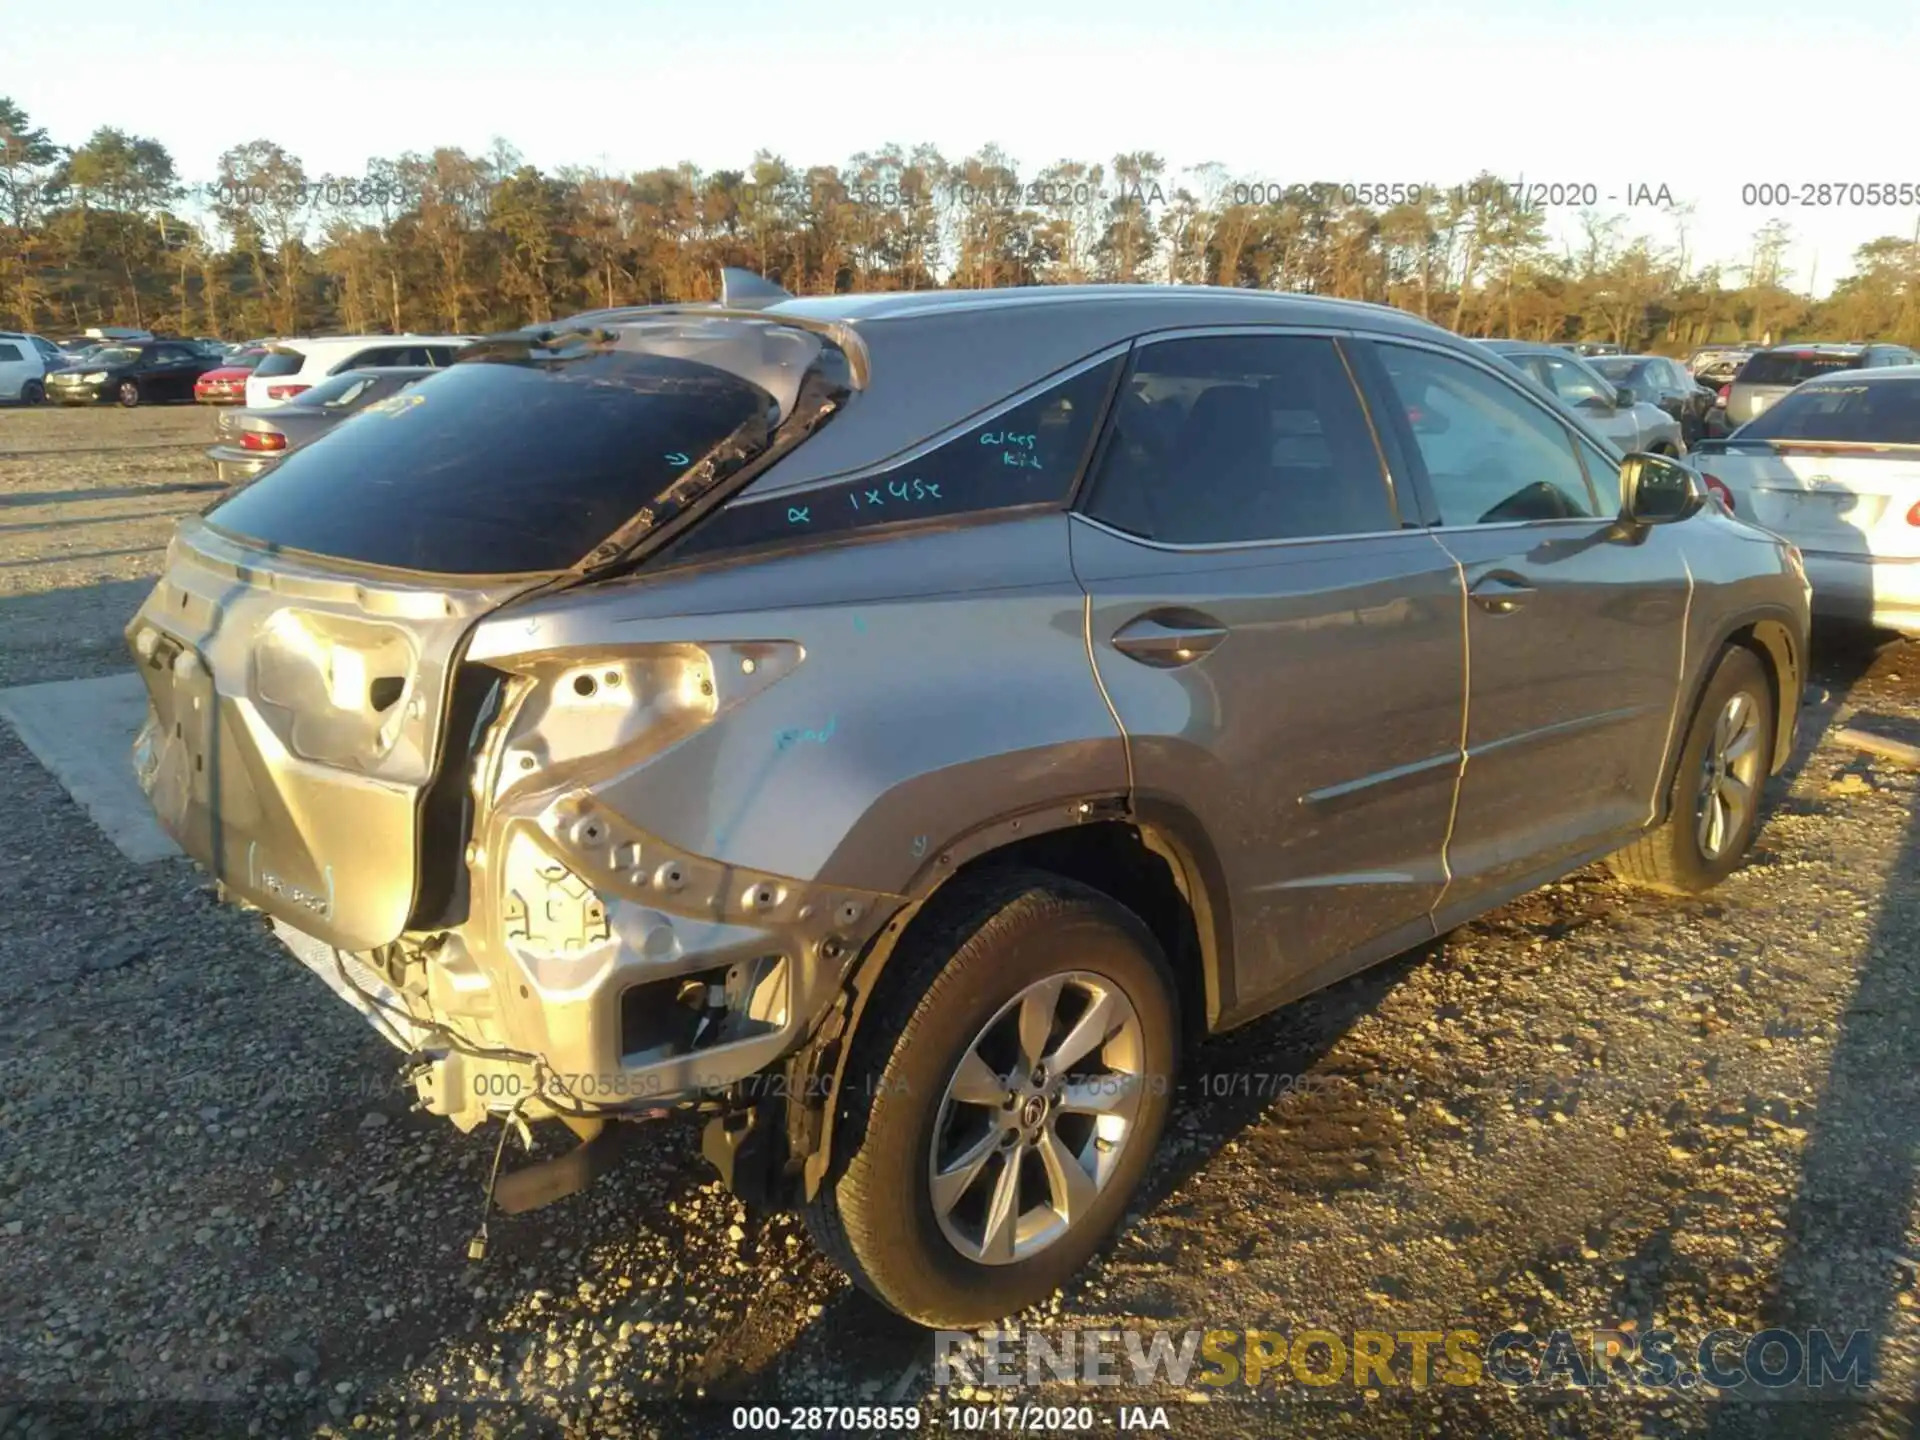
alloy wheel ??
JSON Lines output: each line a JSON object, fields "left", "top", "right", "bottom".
{"left": 1696, "top": 690, "right": 1762, "bottom": 859}
{"left": 927, "top": 970, "right": 1146, "bottom": 1266}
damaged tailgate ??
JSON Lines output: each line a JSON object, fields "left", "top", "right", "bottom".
{"left": 128, "top": 519, "right": 546, "bottom": 952}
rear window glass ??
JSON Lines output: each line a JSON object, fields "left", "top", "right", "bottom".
{"left": 292, "top": 374, "right": 379, "bottom": 408}
{"left": 1736, "top": 379, "right": 1920, "bottom": 444}
{"left": 206, "top": 348, "right": 808, "bottom": 574}
{"left": 253, "top": 350, "right": 305, "bottom": 379}
{"left": 0, "top": 343, "right": 21, "bottom": 362}
{"left": 665, "top": 355, "right": 1122, "bottom": 560}
{"left": 1738, "top": 352, "right": 1861, "bottom": 385}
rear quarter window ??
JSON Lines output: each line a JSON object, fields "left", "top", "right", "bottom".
{"left": 665, "top": 355, "right": 1123, "bottom": 560}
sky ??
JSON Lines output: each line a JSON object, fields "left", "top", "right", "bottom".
{"left": 7, "top": 0, "right": 1918, "bottom": 296}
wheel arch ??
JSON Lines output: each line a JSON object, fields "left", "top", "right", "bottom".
{"left": 1655, "top": 607, "right": 1803, "bottom": 826}
{"left": 782, "top": 796, "right": 1235, "bottom": 1206}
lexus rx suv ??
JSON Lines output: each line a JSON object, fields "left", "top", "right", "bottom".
{"left": 128, "top": 272, "right": 1808, "bottom": 1326}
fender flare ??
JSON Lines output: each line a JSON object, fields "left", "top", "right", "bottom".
{"left": 782, "top": 791, "right": 1234, "bottom": 1204}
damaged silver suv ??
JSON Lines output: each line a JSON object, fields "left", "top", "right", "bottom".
{"left": 129, "top": 271, "right": 1809, "bottom": 1326}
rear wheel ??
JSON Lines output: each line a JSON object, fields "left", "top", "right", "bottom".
{"left": 117, "top": 380, "right": 140, "bottom": 408}
{"left": 804, "top": 868, "right": 1178, "bottom": 1327}
{"left": 1608, "top": 645, "right": 1775, "bottom": 894}
{"left": 20, "top": 380, "right": 43, "bottom": 405}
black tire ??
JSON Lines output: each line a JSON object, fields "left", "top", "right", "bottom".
{"left": 20, "top": 380, "right": 43, "bottom": 405}
{"left": 1608, "top": 645, "right": 1775, "bottom": 894}
{"left": 804, "top": 868, "right": 1179, "bottom": 1328}
{"left": 117, "top": 379, "right": 140, "bottom": 408}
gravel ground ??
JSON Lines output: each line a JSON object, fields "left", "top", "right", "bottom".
{"left": 0, "top": 404, "right": 1917, "bottom": 1439}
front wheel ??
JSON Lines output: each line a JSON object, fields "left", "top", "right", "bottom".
{"left": 1608, "top": 645, "right": 1775, "bottom": 894}
{"left": 117, "top": 380, "right": 140, "bottom": 407}
{"left": 804, "top": 869, "right": 1178, "bottom": 1327}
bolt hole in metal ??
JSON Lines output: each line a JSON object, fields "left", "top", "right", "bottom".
{"left": 928, "top": 971, "right": 1145, "bottom": 1266}
{"left": 573, "top": 674, "right": 597, "bottom": 698}
{"left": 1697, "top": 690, "right": 1763, "bottom": 860}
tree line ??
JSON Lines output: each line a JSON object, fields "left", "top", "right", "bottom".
{"left": 4, "top": 98, "right": 1919, "bottom": 353}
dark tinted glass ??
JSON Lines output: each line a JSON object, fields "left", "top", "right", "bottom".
{"left": 253, "top": 350, "right": 305, "bottom": 379}
{"left": 207, "top": 353, "right": 783, "bottom": 574}
{"left": 0, "top": 343, "right": 21, "bottom": 362}
{"left": 1736, "top": 378, "right": 1920, "bottom": 444}
{"left": 1084, "top": 336, "right": 1394, "bottom": 543}
{"left": 1738, "top": 351, "right": 1860, "bottom": 385}
{"left": 667, "top": 356, "right": 1122, "bottom": 560}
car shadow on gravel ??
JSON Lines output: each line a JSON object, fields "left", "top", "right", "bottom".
{"left": 1706, "top": 627, "right": 1920, "bottom": 1438}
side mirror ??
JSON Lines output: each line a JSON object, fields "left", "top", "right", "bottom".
{"left": 1619, "top": 452, "right": 1702, "bottom": 526}
{"left": 1612, "top": 384, "right": 1636, "bottom": 408}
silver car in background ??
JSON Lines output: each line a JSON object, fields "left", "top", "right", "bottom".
{"left": 1475, "top": 339, "right": 1686, "bottom": 455}
{"left": 1725, "top": 342, "right": 1920, "bottom": 429}
{"left": 206, "top": 368, "right": 438, "bottom": 483}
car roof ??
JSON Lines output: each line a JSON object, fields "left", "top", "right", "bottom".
{"left": 578, "top": 285, "right": 1470, "bottom": 495}
{"left": 330, "top": 365, "right": 439, "bottom": 378}
{"left": 1757, "top": 341, "right": 1866, "bottom": 354}
{"left": 754, "top": 283, "right": 1435, "bottom": 330}
{"left": 269, "top": 334, "right": 474, "bottom": 352}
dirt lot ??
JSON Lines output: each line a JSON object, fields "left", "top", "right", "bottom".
{"left": 0, "top": 402, "right": 1917, "bottom": 1439}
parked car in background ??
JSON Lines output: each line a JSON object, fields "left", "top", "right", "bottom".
{"left": 1724, "top": 342, "right": 1920, "bottom": 429}
{"left": 1558, "top": 341, "right": 1623, "bottom": 358}
{"left": 244, "top": 335, "right": 475, "bottom": 408}
{"left": 1476, "top": 339, "right": 1686, "bottom": 454}
{"left": 195, "top": 348, "right": 269, "bottom": 404}
{"left": 0, "top": 333, "right": 48, "bottom": 404}
{"left": 206, "top": 367, "right": 438, "bottom": 481}
{"left": 45, "top": 339, "right": 222, "bottom": 406}
{"left": 1694, "top": 365, "right": 1920, "bottom": 633}
{"left": 1591, "top": 354, "right": 1718, "bottom": 447}
{"left": 81, "top": 326, "right": 154, "bottom": 344}
{"left": 128, "top": 272, "right": 1808, "bottom": 1328}
{"left": 1690, "top": 344, "right": 1761, "bottom": 386}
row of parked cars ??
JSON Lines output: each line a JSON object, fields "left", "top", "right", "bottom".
{"left": 0, "top": 328, "right": 472, "bottom": 414}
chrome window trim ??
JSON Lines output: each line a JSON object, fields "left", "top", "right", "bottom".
{"left": 1071, "top": 511, "right": 1422, "bottom": 555}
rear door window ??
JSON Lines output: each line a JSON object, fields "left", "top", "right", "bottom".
{"left": 1083, "top": 335, "right": 1396, "bottom": 544}
{"left": 667, "top": 355, "right": 1123, "bottom": 559}
{"left": 0, "top": 343, "right": 21, "bottom": 363}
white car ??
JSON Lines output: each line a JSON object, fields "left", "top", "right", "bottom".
{"left": 0, "top": 331, "right": 57, "bottom": 404}
{"left": 245, "top": 334, "right": 475, "bottom": 409}
{"left": 1696, "top": 364, "right": 1920, "bottom": 633}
